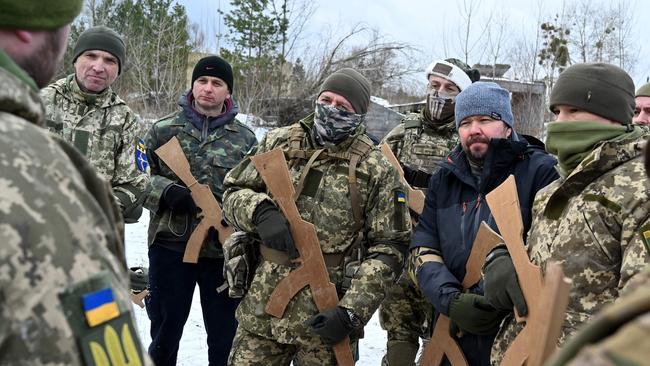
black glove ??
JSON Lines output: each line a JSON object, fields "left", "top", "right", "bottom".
{"left": 307, "top": 306, "right": 358, "bottom": 345}
{"left": 252, "top": 201, "right": 298, "bottom": 259}
{"left": 483, "top": 249, "right": 528, "bottom": 316}
{"left": 402, "top": 164, "right": 432, "bottom": 189}
{"left": 129, "top": 266, "right": 149, "bottom": 293}
{"left": 162, "top": 183, "right": 196, "bottom": 213}
{"left": 448, "top": 293, "right": 507, "bottom": 336}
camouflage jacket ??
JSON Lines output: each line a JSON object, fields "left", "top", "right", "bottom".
{"left": 382, "top": 110, "right": 458, "bottom": 179}
{"left": 40, "top": 75, "right": 149, "bottom": 220}
{"left": 548, "top": 267, "right": 650, "bottom": 366}
{"left": 143, "top": 93, "right": 257, "bottom": 258}
{"left": 222, "top": 115, "right": 411, "bottom": 345}
{"left": 491, "top": 133, "right": 650, "bottom": 364}
{"left": 0, "top": 51, "right": 149, "bottom": 365}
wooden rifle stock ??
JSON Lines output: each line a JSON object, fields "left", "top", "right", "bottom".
{"left": 250, "top": 148, "right": 354, "bottom": 366}
{"left": 420, "top": 223, "right": 503, "bottom": 366}
{"left": 155, "top": 137, "right": 233, "bottom": 263}
{"left": 485, "top": 176, "right": 571, "bottom": 366}
{"left": 380, "top": 143, "right": 425, "bottom": 215}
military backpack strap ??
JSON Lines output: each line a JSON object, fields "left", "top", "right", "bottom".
{"left": 294, "top": 149, "right": 325, "bottom": 201}
{"left": 347, "top": 136, "right": 374, "bottom": 232}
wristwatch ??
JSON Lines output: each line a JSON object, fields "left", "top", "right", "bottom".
{"left": 346, "top": 308, "right": 361, "bottom": 328}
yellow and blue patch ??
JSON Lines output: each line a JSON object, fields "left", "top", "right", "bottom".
{"left": 82, "top": 288, "right": 120, "bottom": 327}
{"left": 642, "top": 229, "right": 650, "bottom": 254}
{"left": 396, "top": 191, "right": 407, "bottom": 203}
{"left": 135, "top": 138, "right": 149, "bottom": 172}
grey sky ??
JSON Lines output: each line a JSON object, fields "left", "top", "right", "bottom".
{"left": 179, "top": 0, "right": 650, "bottom": 87}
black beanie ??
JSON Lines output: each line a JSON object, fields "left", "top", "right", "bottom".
{"left": 191, "top": 56, "right": 233, "bottom": 92}
{"left": 550, "top": 63, "right": 635, "bottom": 124}
{"left": 73, "top": 26, "right": 126, "bottom": 74}
{"left": 318, "top": 68, "right": 371, "bottom": 114}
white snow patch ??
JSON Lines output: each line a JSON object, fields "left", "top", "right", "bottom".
{"left": 370, "top": 96, "right": 391, "bottom": 107}
{"left": 126, "top": 210, "right": 387, "bottom": 365}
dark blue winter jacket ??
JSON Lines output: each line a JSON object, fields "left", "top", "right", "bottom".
{"left": 411, "top": 136, "right": 558, "bottom": 365}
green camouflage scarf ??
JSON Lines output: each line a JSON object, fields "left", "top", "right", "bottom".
{"left": 545, "top": 120, "right": 643, "bottom": 178}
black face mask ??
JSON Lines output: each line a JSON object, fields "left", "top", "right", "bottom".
{"left": 426, "top": 90, "right": 455, "bottom": 122}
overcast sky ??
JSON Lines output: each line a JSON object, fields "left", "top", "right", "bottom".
{"left": 178, "top": 0, "right": 650, "bottom": 87}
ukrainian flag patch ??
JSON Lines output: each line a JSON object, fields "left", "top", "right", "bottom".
{"left": 82, "top": 288, "right": 120, "bottom": 327}
{"left": 396, "top": 191, "right": 407, "bottom": 203}
{"left": 135, "top": 138, "right": 149, "bottom": 172}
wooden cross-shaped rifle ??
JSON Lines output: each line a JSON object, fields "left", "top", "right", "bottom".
{"left": 485, "top": 176, "right": 572, "bottom": 366}
{"left": 250, "top": 148, "right": 354, "bottom": 366}
{"left": 154, "top": 137, "right": 233, "bottom": 263}
{"left": 419, "top": 222, "right": 503, "bottom": 365}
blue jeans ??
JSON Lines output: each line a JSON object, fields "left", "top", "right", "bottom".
{"left": 146, "top": 244, "right": 240, "bottom": 366}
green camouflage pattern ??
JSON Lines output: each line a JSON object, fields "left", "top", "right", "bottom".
{"left": 491, "top": 134, "right": 650, "bottom": 365}
{"left": 222, "top": 115, "right": 411, "bottom": 349}
{"left": 143, "top": 110, "right": 257, "bottom": 258}
{"left": 228, "top": 324, "right": 339, "bottom": 365}
{"left": 0, "top": 58, "right": 149, "bottom": 365}
{"left": 379, "top": 110, "right": 456, "bottom": 365}
{"left": 313, "top": 102, "right": 364, "bottom": 145}
{"left": 548, "top": 267, "right": 650, "bottom": 366}
{"left": 40, "top": 75, "right": 149, "bottom": 216}
{"left": 381, "top": 110, "right": 458, "bottom": 177}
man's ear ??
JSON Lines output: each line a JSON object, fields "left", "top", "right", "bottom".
{"left": 14, "top": 30, "right": 33, "bottom": 43}
{"left": 506, "top": 127, "right": 512, "bottom": 138}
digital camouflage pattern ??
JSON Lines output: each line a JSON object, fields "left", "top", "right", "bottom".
{"left": 547, "top": 267, "right": 650, "bottom": 366}
{"left": 491, "top": 134, "right": 650, "bottom": 365}
{"left": 143, "top": 107, "right": 257, "bottom": 258}
{"left": 222, "top": 115, "right": 411, "bottom": 358}
{"left": 381, "top": 111, "right": 458, "bottom": 179}
{"left": 40, "top": 75, "right": 149, "bottom": 218}
{"left": 379, "top": 110, "right": 456, "bottom": 365}
{"left": 0, "top": 53, "right": 149, "bottom": 365}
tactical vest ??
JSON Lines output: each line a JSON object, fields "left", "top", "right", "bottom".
{"left": 284, "top": 125, "right": 374, "bottom": 232}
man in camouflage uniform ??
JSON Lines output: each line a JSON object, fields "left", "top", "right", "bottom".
{"left": 633, "top": 82, "right": 650, "bottom": 126}
{"left": 223, "top": 68, "right": 411, "bottom": 365}
{"left": 41, "top": 26, "right": 148, "bottom": 223}
{"left": 484, "top": 63, "right": 650, "bottom": 365}
{"left": 379, "top": 58, "right": 480, "bottom": 365}
{"left": 144, "top": 55, "right": 257, "bottom": 366}
{"left": 0, "top": 1, "right": 149, "bottom": 364}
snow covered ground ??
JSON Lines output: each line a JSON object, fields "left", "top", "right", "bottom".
{"left": 125, "top": 210, "right": 387, "bottom": 365}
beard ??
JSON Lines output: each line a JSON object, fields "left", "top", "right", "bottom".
{"left": 17, "top": 27, "right": 68, "bottom": 88}
{"left": 462, "top": 135, "right": 490, "bottom": 163}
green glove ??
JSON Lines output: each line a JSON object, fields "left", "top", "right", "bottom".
{"left": 448, "top": 293, "right": 507, "bottom": 336}
{"left": 483, "top": 250, "right": 528, "bottom": 316}
{"left": 129, "top": 266, "right": 149, "bottom": 293}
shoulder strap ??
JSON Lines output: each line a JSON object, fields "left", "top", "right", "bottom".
{"left": 347, "top": 136, "right": 374, "bottom": 232}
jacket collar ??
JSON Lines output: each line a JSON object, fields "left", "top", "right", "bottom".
{"left": 0, "top": 51, "right": 44, "bottom": 127}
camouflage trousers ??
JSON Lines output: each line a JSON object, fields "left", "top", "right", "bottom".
{"left": 379, "top": 272, "right": 432, "bottom": 366}
{"left": 228, "top": 326, "right": 340, "bottom": 365}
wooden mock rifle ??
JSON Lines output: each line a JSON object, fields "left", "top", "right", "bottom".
{"left": 250, "top": 148, "right": 354, "bottom": 366}
{"left": 485, "top": 176, "right": 572, "bottom": 366}
{"left": 154, "top": 137, "right": 233, "bottom": 263}
{"left": 419, "top": 222, "right": 503, "bottom": 366}
{"left": 380, "top": 143, "right": 425, "bottom": 215}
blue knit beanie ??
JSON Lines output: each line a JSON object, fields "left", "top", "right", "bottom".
{"left": 455, "top": 82, "right": 513, "bottom": 129}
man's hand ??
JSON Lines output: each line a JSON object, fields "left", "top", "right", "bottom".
{"left": 448, "top": 292, "right": 507, "bottom": 336}
{"left": 162, "top": 183, "right": 196, "bottom": 213}
{"left": 483, "top": 249, "right": 528, "bottom": 316}
{"left": 253, "top": 201, "right": 298, "bottom": 259}
{"left": 307, "top": 306, "right": 359, "bottom": 345}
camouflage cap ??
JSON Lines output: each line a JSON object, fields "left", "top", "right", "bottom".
{"left": 0, "top": 1, "right": 82, "bottom": 30}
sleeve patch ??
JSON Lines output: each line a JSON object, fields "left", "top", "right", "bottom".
{"left": 135, "top": 138, "right": 149, "bottom": 172}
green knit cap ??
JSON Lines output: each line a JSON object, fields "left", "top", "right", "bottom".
{"left": 73, "top": 26, "right": 126, "bottom": 74}
{"left": 0, "top": 1, "right": 82, "bottom": 30}
{"left": 636, "top": 82, "right": 650, "bottom": 97}
{"left": 550, "top": 63, "right": 635, "bottom": 124}
{"left": 318, "top": 68, "right": 371, "bottom": 114}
